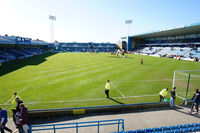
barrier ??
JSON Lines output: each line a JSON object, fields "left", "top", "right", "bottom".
{"left": 30, "top": 119, "right": 124, "bottom": 133}
{"left": 28, "top": 102, "right": 169, "bottom": 119}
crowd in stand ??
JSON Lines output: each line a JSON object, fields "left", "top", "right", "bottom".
{"left": 135, "top": 45, "right": 200, "bottom": 61}
{"left": 0, "top": 93, "right": 29, "bottom": 133}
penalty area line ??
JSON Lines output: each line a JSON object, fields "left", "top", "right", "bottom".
{"left": 177, "top": 95, "right": 185, "bottom": 100}
{"left": 4, "top": 72, "right": 42, "bottom": 105}
{"left": 111, "top": 79, "right": 189, "bottom": 83}
{"left": 5, "top": 94, "right": 161, "bottom": 105}
{"left": 111, "top": 82, "right": 126, "bottom": 98}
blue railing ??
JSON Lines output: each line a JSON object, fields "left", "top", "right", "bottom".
{"left": 30, "top": 119, "right": 124, "bottom": 133}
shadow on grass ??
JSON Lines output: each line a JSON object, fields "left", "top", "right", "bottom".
{"left": 0, "top": 52, "right": 57, "bottom": 76}
{"left": 108, "top": 97, "right": 124, "bottom": 104}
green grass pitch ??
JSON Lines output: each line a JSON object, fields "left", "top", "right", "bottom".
{"left": 0, "top": 52, "right": 200, "bottom": 115}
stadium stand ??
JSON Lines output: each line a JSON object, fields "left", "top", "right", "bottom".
{"left": 0, "top": 47, "right": 46, "bottom": 61}
{"left": 0, "top": 35, "right": 49, "bottom": 63}
{"left": 112, "top": 123, "right": 200, "bottom": 133}
{"left": 0, "top": 35, "right": 119, "bottom": 64}
{"left": 136, "top": 46, "right": 195, "bottom": 58}
{"left": 0, "top": 36, "right": 15, "bottom": 44}
{"left": 59, "top": 42, "right": 119, "bottom": 52}
{"left": 127, "top": 22, "right": 200, "bottom": 61}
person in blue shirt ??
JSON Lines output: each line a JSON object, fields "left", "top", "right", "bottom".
{"left": 190, "top": 89, "right": 200, "bottom": 114}
{"left": 0, "top": 108, "right": 12, "bottom": 133}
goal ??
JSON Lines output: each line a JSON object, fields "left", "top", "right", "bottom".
{"left": 172, "top": 70, "right": 200, "bottom": 100}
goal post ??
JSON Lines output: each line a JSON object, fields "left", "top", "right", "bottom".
{"left": 172, "top": 70, "right": 200, "bottom": 100}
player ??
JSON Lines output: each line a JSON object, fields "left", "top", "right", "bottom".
{"left": 178, "top": 56, "right": 181, "bottom": 60}
{"left": 122, "top": 51, "right": 124, "bottom": 58}
{"left": 140, "top": 58, "right": 143, "bottom": 64}
{"left": 116, "top": 49, "right": 121, "bottom": 57}
{"left": 105, "top": 80, "right": 111, "bottom": 98}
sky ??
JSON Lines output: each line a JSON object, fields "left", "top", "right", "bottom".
{"left": 0, "top": 0, "right": 200, "bottom": 43}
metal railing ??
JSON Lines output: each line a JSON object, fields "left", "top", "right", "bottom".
{"left": 30, "top": 119, "right": 124, "bottom": 133}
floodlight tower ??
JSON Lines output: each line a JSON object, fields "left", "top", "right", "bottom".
{"left": 49, "top": 15, "right": 56, "bottom": 43}
{"left": 125, "top": 20, "right": 132, "bottom": 51}
{"left": 125, "top": 20, "right": 132, "bottom": 36}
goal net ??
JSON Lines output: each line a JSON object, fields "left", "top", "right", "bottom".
{"left": 172, "top": 70, "right": 200, "bottom": 100}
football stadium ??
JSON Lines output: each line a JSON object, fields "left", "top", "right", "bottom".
{"left": 1, "top": 1, "right": 200, "bottom": 133}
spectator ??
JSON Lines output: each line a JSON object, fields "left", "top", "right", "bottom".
{"left": 0, "top": 108, "right": 12, "bottom": 133}
{"left": 190, "top": 89, "right": 200, "bottom": 114}
{"left": 169, "top": 87, "right": 176, "bottom": 108}
{"left": 15, "top": 97, "right": 23, "bottom": 112}
{"left": 159, "top": 88, "right": 168, "bottom": 102}
{"left": 18, "top": 103, "right": 29, "bottom": 133}
{"left": 11, "top": 97, "right": 23, "bottom": 127}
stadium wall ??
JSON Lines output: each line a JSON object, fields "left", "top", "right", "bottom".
{"left": 28, "top": 102, "right": 169, "bottom": 119}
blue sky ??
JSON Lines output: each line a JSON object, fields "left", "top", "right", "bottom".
{"left": 0, "top": 0, "right": 200, "bottom": 43}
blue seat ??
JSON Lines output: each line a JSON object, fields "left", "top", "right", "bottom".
{"left": 185, "top": 124, "right": 195, "bottom": 128}
{"left": 152, "top": 127, "right": 162, "bottom": 132}
{"left": 116, "top": 131, "right": 125, "bottom": 133}
{"left": 173, "top": 129, "right": 181, "bottom": 133}
{"left": 161, "top": 126, "right": 170, "bottom": 131}
{"left": 180, "top": 128, "right": 193, "bottom": 132}
{"left": 176, "top": 125, "right": 187, "bottom": 128}
{"left": 169, "top": 126, "right": 178, "bottom": 130}
{"left": 113, "top": 131, "right": 125, "bottom": 133}
{"left": 163, "top": 130, "right": 173, "bottom": 133}
{"left": 192, "top": 127, "right": 200, "bottom": 132}
{"left": 193, "top": 123, "right": 200, "bottom": 126}
{"left": 124, "top": 123, "right": 200, "bottom": 133}
{"left": 135, "top": 129, "right": 144, "bottom": 133}
{"left": 187, "top": 127, "right": 194, "bottom": 132}
{"left": 125, "top": 131, "right": 136, "bottom": 133}
{"left": 144, "top": 128, "right": 153, "bottom": 132}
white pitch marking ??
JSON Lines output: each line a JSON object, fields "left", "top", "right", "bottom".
{"left": 4, "top": 72, "right": 42, "bottom": 105}
{"left": 112, "top": 79, "right": 168, "bottom": 83}
{"left": 111, "top": 82, "right": 126, "bottom": 98}
{"left": 111, "top": 79, "right": 190, "bottom": 83}
{"left": 0, "top": 94, "right": 159, "bottom": 105}
{"left": 177, "top": 95, "right": 185, "bottom": 100}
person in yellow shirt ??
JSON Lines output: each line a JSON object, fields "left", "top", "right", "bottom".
{"left": 11, "top": 92, "right": 21, "bottom": 103}
{"left": 105, "top": 80, "right": 111, "bottom": 98}
{"left": 11, "top": 92, "right": 21, "bottom": 116}
{"left": 10, "top": 93, "right": 22, "bottom": 126}
{"left": 159, "top": 88, "right": 168, "bottom": 102}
